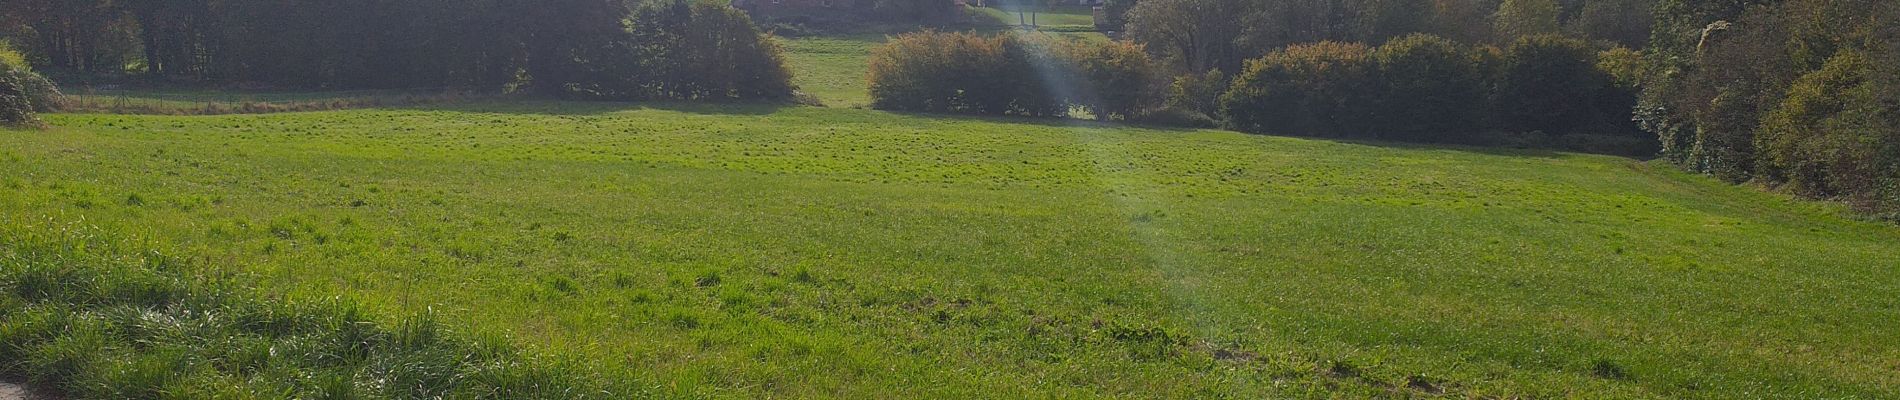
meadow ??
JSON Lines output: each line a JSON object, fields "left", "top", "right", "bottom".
{"left": 3, "top": 100, "right": 1899, "bottom": 398}
{"left": 971, "top": 5, "right": 1100, "bottom": 30}
{"left": 782, "top": 35, "right": 883, "bottom": 108}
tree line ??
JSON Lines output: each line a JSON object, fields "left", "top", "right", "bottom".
{"left": 869, "top": 0, "right": 1896, "bottom": 217}
{"left": 1114, "top": 0, "right": 1655, "bottom": 74}
{"left": 1639, "top": 0, "right": 1899, "bottom": 218}
{"left": 0, "top": 0, "right": 795, "bottom": 101}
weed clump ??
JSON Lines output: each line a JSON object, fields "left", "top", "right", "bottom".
{"left": 0, "top": 241, "right": 647, "bottom": 399}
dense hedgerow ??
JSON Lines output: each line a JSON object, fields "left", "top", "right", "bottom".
{"left": 1058, "top": 40, "right": 1161, "bottom": 121}
{"left": 867, "top": 31, "right": 1160, "bottom": 120}
{"left": 1371, "top": 34, "right": 1486, "bottom": 142}
{"left": 1216, "top": 34, "right": 1642, "bottom": 146}
{"left": 1218, "top": 41, "right": 1377, "bottom": 138}
{"left": 554, "top": 0, "right": 797, "bottom": 102}
{"left": 0, "top": 239, "right": 645, "bottom": 399}
{"left": 1491, "top": 35, "right": 1630, "bottom": 136}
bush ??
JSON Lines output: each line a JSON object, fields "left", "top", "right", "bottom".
{"left": 0, "top": 72, "right": 35, "bottom": 126}
{"left": 1219, "top": 41, "right": 1377, "bottom": 137}
{"left": 868, "top": 32, "right": 1159, "bottom": 120}
{"left": 0, "top": 41, "right": 27, "bottom": 73}
{"left": 0, "top": 50, "right": 56, "bottom": 126}
{"left": 559, "top": 0, "right": 797, "bottom": 102}
{"left": 1370, "top": 34, "right": 1485, "bottom": 142}
{"left": 1756, "top": 50, "right": 1899, "bottom": 209}
{"left": 1163, "top": 70, "right": 1227, "bottom": 120}
{"left": 1492, "top": 35, "right": 1624, "bottom": 136}
{"left": 652, "top": 1, "right": 797, "bottom": 101}
{"left": 1057, "top": 40, "right": 1161, "bottom": 121}
{"left": 868, "top": 31, "right": 1056, "bottom": 116}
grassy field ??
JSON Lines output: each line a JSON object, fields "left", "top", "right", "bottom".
{"left": 4, "top": 102, "right": 1899, "bottom": 398}
{"left": 972, "top": 5, "right": 1099, "bottom": 29}
{"left": 56, "top": 88, "right": 490, "bottom": 115}
{"left": 782, "top": 35, "right": 883, "bottom": 108}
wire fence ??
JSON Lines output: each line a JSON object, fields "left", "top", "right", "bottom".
{"left": 55, "top": 87, "right": 501, "bottom": 115}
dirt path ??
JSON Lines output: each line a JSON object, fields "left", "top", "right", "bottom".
{"left": 0, "top": 382, "right": 40, "bottom": 400}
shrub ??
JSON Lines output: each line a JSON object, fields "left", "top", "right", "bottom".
{"left": 1596, "top": 46, "right": 1644, "bottom": 89}
{"left": 872, "top": 31, "right": 1018, "bottom": 115}
{"left": 0, "top": 41, "right": 27, "bottom": 73}
{"left": 1492, "top": 35, "right": 1619, "bottom": 135}
{"left": 1370, "top": 34, "right": 1485, "bottom": 142}
{"left": 654, "top": 1, "right": 797, "bottom": 101}
{"left": 0, "top": 71, "right": 35, "bottom": 126}
{"left": 0, "top": 55, "right": 56, "bottom": 126}
{"left": 1756, "top": 50, "right": 1899, "bottom": 209}
{"left": 867, "top": 32, "right": 1156, "bottom": 119}
{"left": 1163, "top": 70, "right": 1227, "bottom": 119}
{"left": 1057, "top": 40, "right": 1161, "bottom": 121}
{"left": 561, "top": 0, "right": 797, "bottom": 102}
{"left": 1219, "top": 41, "right": 1377, "bottom": 137}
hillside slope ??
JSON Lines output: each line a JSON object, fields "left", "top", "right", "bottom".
{"left": 3, "top": 103, "right": 1897, "bottom": 398}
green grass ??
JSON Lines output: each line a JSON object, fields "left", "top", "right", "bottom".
{"left": 973, "top": 5, "right": 1099, "bottom": 29}
{"left": 0, "top": 233, "right": 647, "bottom": 399}
{"left": 781, "top": 35, "right": 884, "bottom": 108}
{"left": 56, "top": 88, "right": 488, "bottom": 115}
{"left": 4, "top": 103, "right": 1900, "bottom": 398}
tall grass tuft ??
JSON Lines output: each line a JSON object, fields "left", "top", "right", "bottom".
{"left": 0, "top": 236, "right": 649, "bottom": 399}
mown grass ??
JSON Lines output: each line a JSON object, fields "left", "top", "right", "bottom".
{"left": 3, "top": 102, "right": 1899, "bottom": 398}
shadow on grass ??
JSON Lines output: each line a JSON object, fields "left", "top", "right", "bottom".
{"left": 55, "top": 89, "right": 1653, "bottom": 161}
{"left": 867, "top": 108, "right": 1657, "bottom": 160}
{"left": 410, "top": 99, "right": 797, "bottom": 116}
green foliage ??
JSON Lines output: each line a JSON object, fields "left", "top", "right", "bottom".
{"left": 1215, "top": 34, "right": 1641, "bottom": 145}
{"left": 1155, "top": 69, "right": 1227, "bottom": 122}
{"left": 1100, "top": 0, "right": 1141, "bottom": 30}
{"left": 1493, "top": 0, "right": 1563, "bottom": 42}
{"left": 599, "top": 0, "right": 798, "bottom": 101}
{"left": 1756, "top": 50, "right": 1899, "bottom": 213}
{"left": 1219, "top": 41, "right": 1378, "bottom": 137}
{"left": 1371, "top": 34, "right": 1486, "bottom": 142}
{"left": 1124, "top": 0, "right": 1263, "bottom": 72}
{"left": 1641, "top": 0, "right": 1900, "bottom": 216}
{"left": 1492, "top": 35, "right": 1623, "bottom": 135}
{"left": 867, "top": 31, "right": 1053, "bottom": 116}
{"left": 0, "top": 55, "right": 57, "bottom": 126}
{"left": 1120, "top": 0, "right": 1657, "bottom": 76}
{"left": 1057, "top": 40, "right": 1161, "bottom": 120}
{"left": 1569, "top": 0, "right": 1656, "bottom": 47}
{"left": 0, "top": 41, "right": 28, "bottom": 72}
{"left": 867, "top": 31, "right": 1159, "bottom": 119}
{"left": 1595, "top": 46, "right": 1645, "bottom": 88}
{"left": 1, "top": 0, "right": 795, "bottom": 100}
